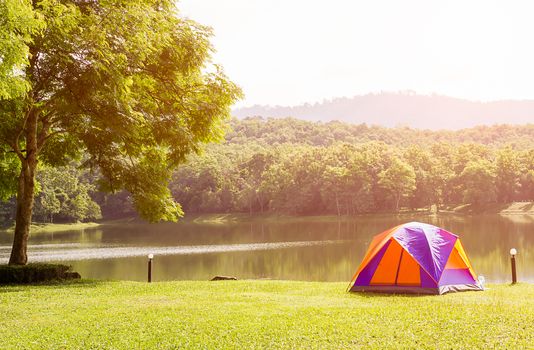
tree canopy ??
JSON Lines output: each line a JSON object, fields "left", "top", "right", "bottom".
{"left": 0, "top": 0, "right": 241, "bottom": 264}
{"left": 163, "top": 118, "right": 534, "bottom": 216}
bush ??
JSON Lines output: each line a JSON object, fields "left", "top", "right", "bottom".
{"left": 0, "top": 264, "right": 81, "bottom": 285}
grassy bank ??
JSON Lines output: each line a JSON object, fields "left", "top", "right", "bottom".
{"left": 0, "top": 222, "right": 100, "bottom": 234}
{"left": 184, "top": 202, "right": 534, "bottom": 225}
{"left": 0, "top": 281, "right": 532, "bottom": 349}
{"left": 182, "top": 212, "right": 440, "bottom": 225}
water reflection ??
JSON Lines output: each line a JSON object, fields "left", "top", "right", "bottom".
{"left": 0, "top": 213, "right": 532, "bottom": 283}
{"left": 0, "top": 240, "right": 348, "bottom": 262}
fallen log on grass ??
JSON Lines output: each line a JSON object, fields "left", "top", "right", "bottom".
{"left": 210, "top": 275, "right": 237, "bottom": 281}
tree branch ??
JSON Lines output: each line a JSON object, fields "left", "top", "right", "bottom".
{"left": 37, "top": 128, "right": 66, "bottom": 153}
{"left": 2, "top": 138, "right": 25, "bottom": 161}
{"left": 14, "top": 110, "right": 30, "bottom": 154}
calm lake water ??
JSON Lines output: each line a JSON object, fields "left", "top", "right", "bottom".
{"left": 0, "top": 214, "right": 532, "bottom": 283}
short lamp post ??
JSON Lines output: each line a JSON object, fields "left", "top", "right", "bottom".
{"left": 510, "top": 248, "right": 517, "bottom": 284}
{"left": 148, "top": 254, "right": 154, "bottom": 283}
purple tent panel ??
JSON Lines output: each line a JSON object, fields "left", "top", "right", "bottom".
{"left": 439, "top": 268, "right": 476, "bottom": 286}
{"left": 420, "top": 266, "right": 437, "bottom": 288}
{"left": 393, "top": 222, "right": 457, "bottom": 283}
{"left": 354, "top": 240, "right": 391, "bottom": 286}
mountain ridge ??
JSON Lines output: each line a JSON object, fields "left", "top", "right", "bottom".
{"left": 232, "top": 92, "right": 534, "bottom": 130}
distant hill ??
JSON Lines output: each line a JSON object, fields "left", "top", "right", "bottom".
{"left": 233, "top": 93, "right": 534, "bottom": 130}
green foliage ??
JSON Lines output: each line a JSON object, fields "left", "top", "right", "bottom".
{"left": 460, "top": 160, "right": 497, "bottom": 205}
{"left": 33, "top": 165, "right": 101, "bottom": 222}
{"left": 0, "top": 0, "right": 44, "bottom": 99}
{"left": 0, "top": 151, "right": 19, "bottom": 201}
{"left": 0, "top": 0, "right": 241, "bottom": 222}
{"left": 0, "top": 0, "right": 241, "bottom": 264}
{"left": 5, "top": 116, "right": 534, "bottom": 220}
{"left": 226, "top": 117, "right": 534, "bottom": 148}
{"left": 378, "top": 157, "right": 416, "bottom": 211}
{"left": 166, "top": 118, "right": 534, "bottom": 216}
{"left": 495, "top": 147, "right": 521, "bottom": 202}
{"left": 0, "top": 281, "right": 532, "bottom": 348}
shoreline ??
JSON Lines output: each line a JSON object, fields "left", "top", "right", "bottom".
{"left": 1, "top": 200, "right": 534, "bottom": 231}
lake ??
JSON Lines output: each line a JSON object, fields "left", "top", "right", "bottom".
{"left": 0, "top": 214, "right": 532, "bottom": 283}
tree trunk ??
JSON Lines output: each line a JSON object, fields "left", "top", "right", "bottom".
{"left": 255, "top": 191, "right": 264, "bottom": 213}
{"left": 335, "top": 192, "right": 340, "bottom": 217}
{"left": 249, "top": 191, "right": 253, "bottom": 216}
{"left": 9, "top": 114, "right": 38, "bottom": 265}
{"left": 9, "top": 160, "right": 38, "bottom": 264}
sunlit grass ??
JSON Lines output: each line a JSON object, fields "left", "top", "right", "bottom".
{"left": 0, "top": 222, "right": 100, "bottom": 234}
{"left": 0, "top": 281, "right": 532, "bottom": 349}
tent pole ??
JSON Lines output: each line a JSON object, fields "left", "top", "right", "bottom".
{"left": 394, "top": 249, "right": 404, "bottom": 285}
{"left": 345, "top": 279, "right": 355, "bottom": 293}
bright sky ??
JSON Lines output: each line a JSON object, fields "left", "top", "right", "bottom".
{"left": 179, "top": 0, "right": 534, "bottom": 107}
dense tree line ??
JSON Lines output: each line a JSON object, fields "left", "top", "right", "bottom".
{"left": 165, "top": 117, "right": 534, "bottom": 215}
{"left": 0, "top": 165, "right": 101, "bottom": 224}
{"left": 170, "top": 141, "right": 534, "bottom": 215}
{"left": 2, "top": 117, "right": 534, "bottom": 222}
{"left": 225, "top": 117, "right": 534, "bottom": 148}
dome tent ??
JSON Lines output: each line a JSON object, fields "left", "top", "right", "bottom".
{"left": 348, "top": 222, "right": 483, "bottom": 295}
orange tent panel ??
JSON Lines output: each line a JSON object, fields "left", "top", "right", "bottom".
{"left": 453, "top": 239, "right": 477, "bottom": 278}
{"left": 370, "top": 239, "right": 402, "bottom": 285}
{"left": 354, "top": 225, "right": 401, "bottom": 278}
{"left": 445, "top": 246, "right": 467, "bottom": 269}
{"left": 396, "top": 249, "right": 421, "bottom": 286}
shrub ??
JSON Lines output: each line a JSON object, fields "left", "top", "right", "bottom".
{"left": 0, "top": 264, "right": 81, "bottom": 285}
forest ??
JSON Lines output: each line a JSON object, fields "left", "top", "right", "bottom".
{"left": 2, "top": 117, "right": 534, "bottom": 223}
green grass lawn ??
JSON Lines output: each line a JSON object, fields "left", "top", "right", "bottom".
{"left": 0, "top": 281, "right": 532, "bottom": 349}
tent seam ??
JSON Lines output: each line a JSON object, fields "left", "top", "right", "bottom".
{"left": 392, "top": 236, "right": 438, "bottom": 284}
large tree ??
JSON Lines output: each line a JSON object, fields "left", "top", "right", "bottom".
{"left": 460, "top": 159, "right": 497, "bottom": 206}
{"left": 378, "top": 157, "right": 416, "bottom": 211}
{"left": 0, "top": 0, "right": 241, "bottom": 264}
